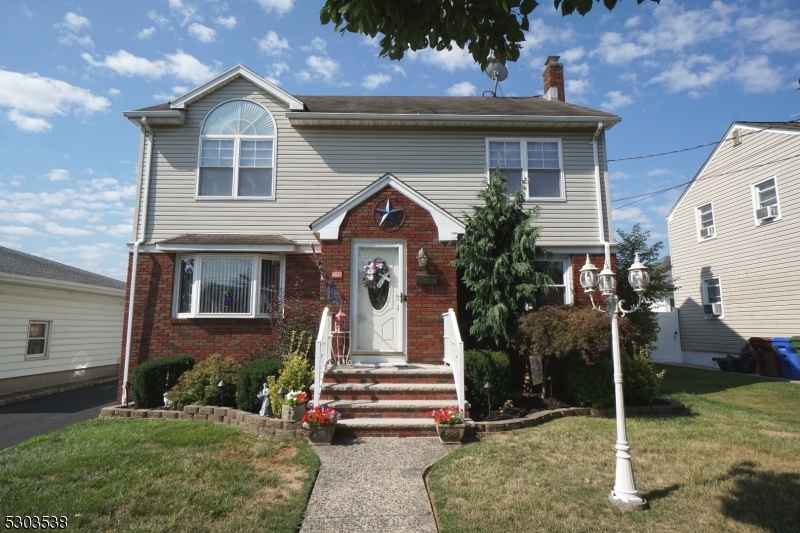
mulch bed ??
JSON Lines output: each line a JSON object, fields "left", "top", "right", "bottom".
{"left": 470, "top": 394, "right": 671, "bottom": 422}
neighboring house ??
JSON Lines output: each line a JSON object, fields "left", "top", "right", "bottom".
{"left": 0, "top": 246, "right": 125, "bottom": 397}
{"left": 667, "top": 122, "right": 800, "bottom": 367}
{"left": 119, "top": 57, "right": 621, "bottom": 430}
{"left": 649, "top": 256, "right": 675, "bottom": 312}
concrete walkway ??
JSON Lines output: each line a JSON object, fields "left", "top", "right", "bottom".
{"left": 300, "top": 438, "right": 454, "bottom": 533}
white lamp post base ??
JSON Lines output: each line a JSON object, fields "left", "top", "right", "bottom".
{"left": 609, "top": 491, "right": 649, "bottom": 511}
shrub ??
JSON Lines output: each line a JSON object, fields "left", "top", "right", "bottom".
{"left": 131, "top": 354, "right": 195, "bottom": 408}
{"left": 266, "top": 331, "right": 315, "bottom": 416}
{"left": 565, "top": 356, "right": 614, "bottom": 408}
{"left": 622, "top": 344, "right": 666, "bottom": 405}
{"left": 464, "top": 349, "right": 511, "bottom": 410}
{"left": 255, "top": 274, "right": 321, "bottom": 360}
{"left": 236, "top": 359, "right": 284, "bottom": 413}
{"left": 166, "top": 354, "right": 241, "bottom": 409}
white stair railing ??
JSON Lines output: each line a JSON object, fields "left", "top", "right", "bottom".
{"left": 313, "top": 307, "right": 332, "bottom": 407}
{"left": 442, "top": 308, "right": 466, "bottom": 414}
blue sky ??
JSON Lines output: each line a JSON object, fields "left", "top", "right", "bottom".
{"left": 0, "top": 0, "right": 798, "bottom": 280}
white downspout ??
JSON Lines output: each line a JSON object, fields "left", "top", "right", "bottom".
{"left": 121, "top": 117, "right": 153, "bottom": 406}
{"left": 592, "top": 122, "right": 611, "bottom": 265}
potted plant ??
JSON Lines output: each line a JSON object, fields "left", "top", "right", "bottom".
{"left": 281, "top": 390, "right": 308, "bottom": 421}
{"left": 430, "top": 407, "right": 466, "bottom": 444}
{"left": 302, "top": 405, "right": 341, "bottom": 445}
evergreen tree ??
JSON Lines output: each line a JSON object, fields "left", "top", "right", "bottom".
{"left": 453, "top": 169, "right": 553, "bottom": 348}
{"left": 616, "top": 224, "right": 677, "bottom": 348}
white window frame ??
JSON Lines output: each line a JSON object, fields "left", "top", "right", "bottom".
{"left": 173, "top": 254, "right": 286, "bottom": 318}
{"left": 694, "top": 201, "right": 716, "bottom": 242}
{"left": 486, "top": 137, "right": 566, "bottom": 202}
{"left": 530, "top": 257, "right": 573, "bottom": 307}
{"left": 701, "top": 276, "right": 723, "bottom": 319}
{"left": 195, "top": 99, "right": 277, "bottom": 201}
{"left": 26, "top": 320, "right": 51, "bottom": 360}
{"left": 750, "top": 175, "right": 782, "bottom": 226}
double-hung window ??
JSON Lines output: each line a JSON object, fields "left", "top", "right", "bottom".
{"left": 26, "top": 321, "right": 50, "bottom": 359}
{"left": 198, "top": 99, "right": 276, "bottom": 199}
{"left": 531, "top": 259, "right": 572, "bottom": 307}
{"left": 752, "top": 176, "right": 781, "bottom": 225}
{"left": 696, "top": 202, "right": 715, "bottom": 240}
{"left": 702, "top": 277, "right": 723, "bottom": 318}
{"left": 487, "top": 139, "right": 564, "bottom": 200}
{"left": 175, "top": 255, "right": 284, "bottom": 318}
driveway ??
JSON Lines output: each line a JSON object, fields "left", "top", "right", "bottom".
{"left": 0, "top": 381, "right": 117, "bottom": 451}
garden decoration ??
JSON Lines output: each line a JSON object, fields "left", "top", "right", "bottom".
{"left": 302, "top": 405, "right": 341, "bottom": 445}
{"left": 430, "top": 407, "right": 466, "bottom": 444}
{"left": 483, "top": 381, "right": 493, "bottom": 416}
{"left": 311, "top": 243, "right": 343, "bottom": 307}
{"left": 281, "top": 390, "right": 308, "bottom": 421}
{"left": 163, "top": 392, "right": 171, "bottom": 410}
{"left": 362, "top": 259, "right": 391, "bottom": 309}
{"left": 257, "top": 383, "right": 270, "bottom": 417}
{"left": 217, "top": 379, "right": 226, "bottom": 408}
{"left": 579, "top": 253, "right": 651, "bottom": 511}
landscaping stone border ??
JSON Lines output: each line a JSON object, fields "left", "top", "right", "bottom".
{"left": 472, "top": 399, "right": 686, "bottom": 434}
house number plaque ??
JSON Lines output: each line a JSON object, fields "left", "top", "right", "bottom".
{"left": 331, "top": 271, "right": 343, "bottom": 279}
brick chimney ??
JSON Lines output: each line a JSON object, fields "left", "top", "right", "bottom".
{"left": 543, "top": 55, "right": 565, "bottom": 102}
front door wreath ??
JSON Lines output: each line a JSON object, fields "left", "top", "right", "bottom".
{"left": 363, "top": 259, "right": 391, "bottom": 310}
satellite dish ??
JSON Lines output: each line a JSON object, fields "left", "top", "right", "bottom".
{"left": 484, "top": 61, "right": 508, "bottom": 82}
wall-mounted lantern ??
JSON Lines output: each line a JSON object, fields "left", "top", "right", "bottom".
{"left": 417, "top": 248, "right": 428, "bottom": 268}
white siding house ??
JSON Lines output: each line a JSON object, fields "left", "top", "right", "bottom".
{"left": 0, "top": 247, "right": 125, "bottom": 397}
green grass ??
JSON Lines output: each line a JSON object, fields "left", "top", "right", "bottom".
{"left": 428, "top": 365, "right": 800, "bottom": 533}
{"left": 0, "top": 420, "right": 320, "bottom": 532}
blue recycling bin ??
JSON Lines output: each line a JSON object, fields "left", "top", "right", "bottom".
{"left": 771, "top": 338, "right": 800, "bottom": 380}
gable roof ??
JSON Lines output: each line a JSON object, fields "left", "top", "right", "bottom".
{"left": 0, "top": 246, "right": 126, "bottom": 291}
{"left": 310, "top": 174, "right": 465, "bottom": 241}
{"left": 666, "top": 120, "right": 800, "bottom": 221}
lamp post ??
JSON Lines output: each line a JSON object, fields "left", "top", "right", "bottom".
{"left": 217, "top": 379, "right": 226, "bottom": 408}
{"left": 579, "top": 253, "right": 650, "bottom": 511}
{"left": 483, "top": 382, "right": 493, "bottom": 416}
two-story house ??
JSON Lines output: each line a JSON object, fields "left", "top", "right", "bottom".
{"left": 119, "top": 57, "right": 620, "bottom": 434}
{"left": 667, "top": 122, "right": 800, "bottom": 367}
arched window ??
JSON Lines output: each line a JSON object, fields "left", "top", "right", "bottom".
{"left": 198, "top": 99, "right": 276, "bottom": 198}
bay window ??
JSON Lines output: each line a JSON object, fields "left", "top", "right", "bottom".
{"left": 174, "top": 255, "right": 284, "bottom": 318}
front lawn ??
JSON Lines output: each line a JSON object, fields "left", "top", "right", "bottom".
{"left": 428, "top": 365, "right": 800, "bottom": 533}
{"left": 0, "top": 420, "right": 320, "bottom": 532}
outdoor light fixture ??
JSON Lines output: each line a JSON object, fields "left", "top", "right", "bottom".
{"left": 217, "top": 379, "right": 226, "bottom": 408}
{"left": 277, "top": 387, "right": 287, "bottom": 397}
{"left": 483, "top": 382, "right": 493, "bottom": 416}
{"left": 417, "top": 248, "right": 428, "bottom": 267}
{"left": 580, "top": 253, "right": 650, "bottom": 511}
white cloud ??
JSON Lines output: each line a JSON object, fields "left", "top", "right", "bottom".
{"left": 524, "top": 18, "right": 573, "bottom": 49}
{"left": 51, "top": 208, "right": 98, "bottom": 221}
{"left": 147, "top": 10, "right": 169, "bottom": 26}
{"left": 592, "top": 33, "right": 649, "bottom": 65}
{"left": 639, "top": 0, "right": 734, "bottom": 52}
{"left": 609, "top": 171, "right": 635, "bottom": 181}
{"left": 98, "top": 223, "right": 132, "bottom": 238}
{"left": 419, "top": 47, "right": 474, "bottom": 72}
{"left": 568, "top": 62, "right": 590, "bottom": 78}
{"left": 624, "top": 16, "right": 641, "bottom": 28}
{"left": 0, "top": 225, "right": 40, "bottom": 236}
{"left": 268, "top": 62, "right": 290, "bottom": 81}
{"left": 361, "top": 35, "right": 380, "bottom": 48}
{"left": 647, "top": 168, "right": 673, "bottom": 177}
{"left": 137, "top": 27, "right": 156, "bottom": 39}
{"left": 0, "top": 212, "right": 46, "bottom": 225}
{"left": 58, "top": 33, "right": 94, "bottom": 48}
{"left": 388, "top": 65, "right": 406, "bottom": 77}
{"left": 46, "top": 168, "right": 70, "bottom": 182}
{"left": 168, "top": 0, "right": 199, "bottom": 26}
{"left": 56, "top": 12, "right": 90, "bottom": 31}
{"left": 82, "top": 50, "right": 216, "bottom": 84}
{"left": 560, "top": 47, "right": 584, "bottom": 63}
{"left": 108, "top": 88, "right": 121, "bottom": 96}
{"left": 736, "top": 15, "right": 800, "bottom": 53}
{"left": 44, "top": 222, "right": 92, "bottom": 237}
{"left": 301, "top": 37, "right": 327, "bottom": 52}
{"left": 612, "top": 206, "right": 651, "bottom": 225}
{"left": 188, "top": 23, "right": 216, "bottom": 43}
{"left": 362, "top": 73, "right": 391, "bottom": 90}
{"left": 648, "top": 55, "right": 729, "bottom": 96}
{"left": 256, "top": 0, "right": 295, "bottom": 15}
{"left": 565, "top": 79, "right": 591, "bottom": 96}
{"left": 7, "top": 110, "right": 51, "bottom": 132}
{"left": 731, "top": 55, "right": 784, "bottom": 94}
{"left": 601, "top": 90, "right": 634, "bottom": 111}
{"left": 299, "top": 56, "right": 340, "bottom": 83}
{"left": 258, "top": 31, "right": 290, "bottom": 56}
{"left": 446, "top": 82, "right": 476, "bottom": 97}
{"left": 215, "top": 15, "right": 236, "bottom": 29}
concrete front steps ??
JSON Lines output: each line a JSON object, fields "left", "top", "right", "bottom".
{"left": 314, "top": 364, "right": 466, "bottom": 438}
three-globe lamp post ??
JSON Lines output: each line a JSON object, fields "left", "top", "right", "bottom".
{"left": 579, "top": 253, "right": 650, "bottom": 511}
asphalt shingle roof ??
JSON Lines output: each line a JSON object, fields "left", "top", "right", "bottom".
{"left": 0, "top": 246, "right": 126, "bottom": 290}
{"left": 158, "top": 234, "right": 295, "bottom": 245}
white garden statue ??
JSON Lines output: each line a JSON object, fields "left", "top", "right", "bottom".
{"left": 257, "top": 383, "right": 270, "bottom": 417}
{"left": 163, "top": 392, "right": 171, "bottom": 410}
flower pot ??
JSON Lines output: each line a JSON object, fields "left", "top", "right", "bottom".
{"left": 282, "top": 403, "right": 306, "bottom": 421}
{"left": 436, "top": 423, "right": 466, "bottom": 444}
{"left": 305, "top": 424, "right": 336, "bottom": 446}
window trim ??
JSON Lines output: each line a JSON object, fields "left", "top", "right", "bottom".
{"left": 172, "top": 253, "right": 286, "bottom": 318}
{"left": 195, "top": 99, "right": 278, "bottom": 201}
{"left": 701, "top": 276, "right": 723, "bottom": 319}
{"left": 750, "top": 175, "right": 782, "bottom": 226}
{"left": 26, "top": 320, "right": 51, "bottom": 360}
{"left": 531, "top": 257, "right": 573, "bottom": 307}
{"left": 694, "top": 201, "right": 716, "bottom": 242}
{"left": 485, "top": 137, "right": 566, "bottom": 202}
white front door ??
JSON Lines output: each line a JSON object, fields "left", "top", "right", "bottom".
{"left": 352, "top": 243, "right": 404, "bottom": 360}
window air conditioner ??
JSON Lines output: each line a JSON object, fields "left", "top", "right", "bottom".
{"left": 700, "top": 225, "right": 715, "bottom": 238}
{"left": 703, "top": 303, "right": 723, "bottom": 317}
{"left": 756, "top": 205, "right": 778, "bottom": 221}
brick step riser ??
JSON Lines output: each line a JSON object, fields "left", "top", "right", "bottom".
{"left": 335, "top": 427, "right": 439, "bottom": 438}
{"left": 335, "top": 408, "right": 470, "bottom": 419}
{"left": 327, "top": 376, "right": 454, "bottom": 385}
{"left": 320, "top": 392, "right": 458, "bottom": 401}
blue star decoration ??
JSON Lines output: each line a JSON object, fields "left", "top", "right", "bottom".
{"left": 375, "top": 198, "right": 404, "bottom": 227}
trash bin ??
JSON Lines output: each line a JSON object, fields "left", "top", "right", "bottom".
{"left": 748, "top": 338, "right": 783, "bottom": 378}
{"left": 775, "top": 337, "right": 800, "bottom": 380}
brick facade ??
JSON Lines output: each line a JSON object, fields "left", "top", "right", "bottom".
{"left": 571, "top": 253, "right": 618, "bottom": 307}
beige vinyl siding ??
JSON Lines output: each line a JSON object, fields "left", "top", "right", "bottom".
{"left": 138, "top": 78, "right": 606, "bottom": 247}
{"left": 668, "top": 128, "right": 800, "bottom": 353}
{"left": 0, "top": 282, "right": 124, "bottom": 380}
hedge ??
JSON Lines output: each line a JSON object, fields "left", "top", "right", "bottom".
{"left": 132, "top": 354, "right": 195, "bottom": 408}
{"left": 464, "top": 349, "right": 511, "bottom": 410}
{"left": 236, "top": 359, "right": 284, "bottom": 413}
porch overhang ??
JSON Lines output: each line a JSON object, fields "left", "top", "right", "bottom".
{"left": 154, "top": 233, "right": 297, "bottom": 252}
{"left": 309, "top": 173, "right": 465, "bottom": 242}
